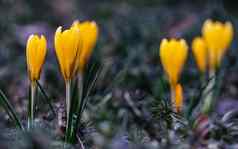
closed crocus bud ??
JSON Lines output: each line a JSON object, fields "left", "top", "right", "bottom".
{"left": 174, "top": 83, "right": 183, "bottom": 113}
{"left": 160, "top": 38, "right": 188, "bottom": 87}
{"left": 202, "top": 19, "right": 233, "bottom": 70}
{"left": 71, "top": 20, "right": 98, "bottom": 73}
{"left": 54, "top": 26, "right": 81, "bottom": 82}
{"left": 192, "top": 37, "right": 207, "bottom": 73}
{"left": 26, "top": 34, "right": 47, "bottom": 82}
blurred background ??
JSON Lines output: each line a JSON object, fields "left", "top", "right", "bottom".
{"left": 0, "top": 0, "right": 238, "bottom": 148}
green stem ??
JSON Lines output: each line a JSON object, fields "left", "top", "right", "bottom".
{"left": 65, "top": 80, "right": 74, "bottom": 144}
{"left": 68, "top": 75, "right": 84, "bottom": 144}
{"left": 28, "top": 81, "right": 36, "bottom": 130}
{"left": 66, "top": 80, "right": 71, "bottom": 129}
{"left": 202, "top": 70, "right": 216, "bottom": 115}
{"left": 76, "top": 75, "right": 84, "bottom": 119}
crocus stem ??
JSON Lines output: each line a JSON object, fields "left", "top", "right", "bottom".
{"left": 28, "top": 81, "right": 36, "bottom": 130}
{"left": 65, "top": 80, "right": 73, "bottom": 145}
{"left": 170, "top": 85, "right": 176, "bottom": 112}
{"left": 65, "top": 80, "right": 71, "bottom": 127}
{"left": 77, "top": 74, "right": 83, "bottom": 118}
{"left": 202, "top": 70, "right": 216, "bottom": 115}
{"left": 69, "top": 74, "right": 84, "bottom": 143}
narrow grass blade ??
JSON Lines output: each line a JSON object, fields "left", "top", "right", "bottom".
{"left": 157, "top": 75, "right": 169, "bottom": 102}
{"left": 76, "top": 60, "right": 102, "bottom": 120}
{"left": 0, "top": 89, "right": 24, "bottom": 130}
{"left": 68, "top": 60, "right": 102, "bottom": 143}
{"left": 80, "top": 66, "right": 101, "bottom": 117}
{"left": 66, "top": 81, "right": 80, "bottom": 144}
{"left": 36, "top": 80, "right": 56, "bottom": 117}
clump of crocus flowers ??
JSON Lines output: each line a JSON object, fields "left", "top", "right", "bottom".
{"left": 193, "top": 19, "right": 233, "bottom": 74}
{"left": 159, "top": 19, "right": 234, "bottom": 114}
{"left": 54, "top": 21, "right": 98, "bottom": 142}
{"left": 23, "top": 18, "right": 234, "bottom": 145}
{"left": 160, "top": 38, "right": 188, "bottom": 112}
{"left": 25, "top": 20, "right": 98, "bottom": 140}
{"left": 193, "top": 19, "right": 233, "bottom": 114}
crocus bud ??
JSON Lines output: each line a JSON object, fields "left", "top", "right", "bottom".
{"left": 54, "top": 26, "right": 81, "bottom": 82}
{"left": 71, "top": 20, "right": 98, "bottom": 73}
{"left": 192, "top": 37, "right": 207, "bottom": 73}
{"left": 160, "top": 38, "right": 188, "bottom": 87}
{"left": 26, "top": 34, "right": 47, "bottom": 82}
{"left": 202, "top": 19, "right": 233, "bottom": 70}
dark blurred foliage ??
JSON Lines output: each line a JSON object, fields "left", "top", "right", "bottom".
{"left": 222, "top": 0, "right": 238, "bottom": 17}
{"left": 0, "top": 0, "right": 238, "bottom": 148}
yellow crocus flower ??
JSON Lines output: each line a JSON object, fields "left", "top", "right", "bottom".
{"left": 26, "top": 34, "right": 47, "bottom": 129}
{"left": 192, "top": 37, "right": 207, "bottom": 73}
{"left": 71, "top": 20, "right": 98, "bottom": 73}
{"left": 202, "top": 19, "right": 233, "bottom": 70}
{"left": 174, "top": 83, "right": 183, "bottom": 113}
{"left": 26, "top": 34, "right": 47, "bottom": 81}
{"left": 54, "top": 26, "right": 81, "bottom": 81}
{"left": 160, "top": 38, "right": 188, "bottom": 87}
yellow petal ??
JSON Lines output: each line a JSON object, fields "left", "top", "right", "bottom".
{"left": 217, "top": 22, "right": 233, "bottom": 66}
{"left": 26, "top": 34, "right": 36, "bottom": 75}
{"left": 79, "top": 21, "right": 98, "bottom": 72}
{"left": 71, "top": 20, "right": 81, "bottom": 29}
{"left": 71, "top": 21, "right": 98, "bottom": 73}
{"left": 160, "top": 38, "right": 188, "bottom": 86}
{"left": 35, "top": 35, "right": 47, "bottom": 79}
{"left": 26, "top": 34, "right": 47, "bottom": 81}
{"left": 55, "top": 26, "right": 67, "bottom": 80}
{"left": 174, "top": 83, "right": 183, "bottom": 113}
{"left": 62, "top": 29, "right": 74, "bottom": 79}
{"left": 202, "top": 19, "right": 233, "bottom": 70}
{"left": 192, "top": 37, "right": 207, "bottom": 73}
{"left": 54, "top": 26, "right": 81, "bottom": 81}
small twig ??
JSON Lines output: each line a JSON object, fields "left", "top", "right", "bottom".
{"left": 76, "top": 135, "right": 85, "bottom": 149}
{"left": 124, "top": 93, "right": 141, "bottom": 117}
{"left": 123, "top": 92, "right": 161, "bottom": 141}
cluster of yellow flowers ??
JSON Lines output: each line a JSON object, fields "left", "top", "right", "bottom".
{"left": 26, "top": 20, "right": 98, "bottom": 83}
{"left": 25, "top": 18, "right": 233, "bottom": 122}
{"left": 192, "top": 20, "right": 233, "bottom": 73}
{"left": 160, "top": 19, "right": 234, "bottom": 112}
{"left": 160, "top": 39, "right": 187, "bottom": 112}
{"left": 25, "top": 20, "right": 98, "bottom": 127}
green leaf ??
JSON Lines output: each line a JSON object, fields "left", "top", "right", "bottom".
{"left": 0, "top": 89, "right": 24, "bottom": 130}
{"left": 36, "top": 81, "right": 56, "bottom": 117}
{"left": 80, "top": 62, "right": 102, "bottom": 117}
{"left": 186, "top": 74, "right": 216, "bottom": 121}
{"left": 67, "top": 59, "right": 102, "bottom": 144}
